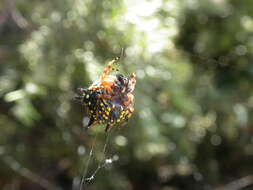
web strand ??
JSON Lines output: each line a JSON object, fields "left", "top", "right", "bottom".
{"left": 84, "top": 130, "right": 113, "bottom": 184}
{"left": 79, "top": 132, "right": 98, "bottom": 190}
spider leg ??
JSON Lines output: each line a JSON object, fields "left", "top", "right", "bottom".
{"left": 105, "top": 124, "right": 113, "bottom": 132}
{"left": 84, "top": 117, "right": 97, "bottom": 130}
{"left": 75, "top": 88, "right": 89, "bottom": 102}
{"left": 123, "top": 94, "right": 134, "bottom": 106}
{"left": 102, "top": 94, "right": 112, "bottom": 99}
{"left": 99, "top": 57, "right": 120, "bottom": 81}
{"left": 104, "top": 86, "right": 114, "bottom": 95}
{"left": 129, "top": 106, "right": 134, "bottom": 113}
{"left": 77, "top": 87, "right": 87, "bottom": 94}
{"left": 74, "top": 95, "right": 84, "bottom": 102}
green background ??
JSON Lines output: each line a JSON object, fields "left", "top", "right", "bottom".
{"left": 0, "top": 0, "right": 253, "bottom": 189}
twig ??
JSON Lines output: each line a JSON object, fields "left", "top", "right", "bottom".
{"left": 1, "top": 155, "right": 62, "bottom": 190}
{"left": 215, "top": 175, "right": 253, "bottom": 190}
{"left": 0, "top": 0, "right": 31, "bottom": 31}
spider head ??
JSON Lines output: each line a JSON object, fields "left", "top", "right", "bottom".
{"left": 126, "top": 73, "right": 136, "bottom": 93}
{"left": 116, "top": 74, "right": 128, "bottom": 85}
{"left": 116, "top": 73, "right": 136, "bottom": 94}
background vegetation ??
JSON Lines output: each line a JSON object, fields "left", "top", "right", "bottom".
{"left": 0, "top": 0, "right": 253, "bottom": 189}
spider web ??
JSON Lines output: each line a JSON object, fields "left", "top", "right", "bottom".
{"left": 77, "top": 49, "right": 125, "bottom": 190}
{"left": 78, "top": 131, "right": 98, "bottom": 190}
{"left": 78, "top": 129, "right": 119, "bottom": 190}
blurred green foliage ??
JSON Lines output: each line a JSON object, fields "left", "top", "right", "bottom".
{"left": 0, "top": 0, "right": 253, "bottom": 189}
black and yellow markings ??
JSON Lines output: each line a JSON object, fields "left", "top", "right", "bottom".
{"left": 120, "top": 111, "right": 125, "bottom": 119}
{"left": 78, "top": 86, "right": 132, "bottom": 129}
{"left": 103, "top": 114, "right": 108, "bottom": 120}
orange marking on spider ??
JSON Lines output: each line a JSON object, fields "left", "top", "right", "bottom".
{"left": 76, "top": 57, "right": 136, "bottom": 132}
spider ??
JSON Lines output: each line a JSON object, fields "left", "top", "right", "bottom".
{"left": 75, "top": 57, "right": 136, "bottom": 132}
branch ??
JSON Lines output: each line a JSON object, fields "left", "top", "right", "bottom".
{"left": 215, "top": 175, "right": 253, "bottom": 190}
{"left": 1, "top": 155, "right": 62, "bottom": 190}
